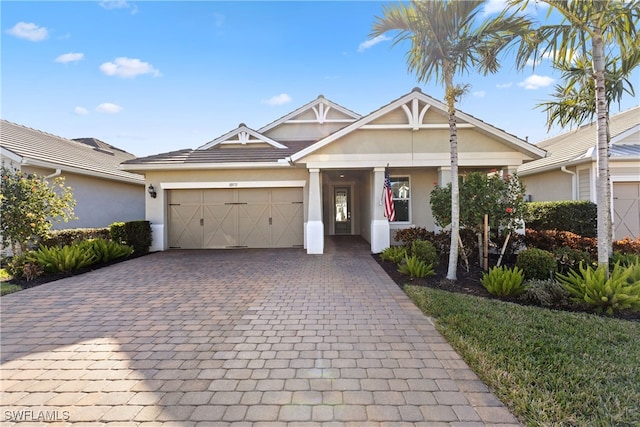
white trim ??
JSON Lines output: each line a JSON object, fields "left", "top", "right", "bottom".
{"left": 611, "top": 124, "right": 639, "bottom": 145}
{"left": 290, "top": 89, "right": 546, "bottom": 162}
{"left": 160, "top": 180, "right": 307, "bottom": 190}
{"left": 359, "top": 123, "right": 474, "bottom": 130}
{"left": 198, "top": 125, "right": 286, "bottom": 150}
{"left": 611, "top": 175, "right": 640, "bottom": 182}
{"left": 121, "top": 161, "right": 292, "bottom": 171}
{"left": 0, "top": 147, "right": 23, "bottom": 164}
{"left": 259, "top": 96, "right": 361, "bottom": 134}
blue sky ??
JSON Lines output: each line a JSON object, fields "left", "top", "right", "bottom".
{"left": 2, "top": 1, "right": 639, "bottom": 157}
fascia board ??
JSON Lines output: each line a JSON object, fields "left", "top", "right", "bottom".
{"left": 120, "top": 161, "right": 293, "bottom": 172}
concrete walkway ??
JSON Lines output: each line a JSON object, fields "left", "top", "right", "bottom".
{"left": 1, "top": 238, "right": 520, "bottom": 426}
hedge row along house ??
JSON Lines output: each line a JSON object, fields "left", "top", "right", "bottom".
{"left": 121, "top": 88, "right": 547, "bottom": 254}
{"left": 518, "top": 106, "right": 640, "bottom": 240}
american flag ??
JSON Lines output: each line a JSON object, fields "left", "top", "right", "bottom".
{"left": 384, "top": 167, "right": 396, "bottom": 221}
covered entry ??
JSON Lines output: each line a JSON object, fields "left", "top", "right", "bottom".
{"left": 168, "top": 188, "right": 303, "bottom": 248}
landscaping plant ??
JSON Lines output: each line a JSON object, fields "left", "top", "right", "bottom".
{"left": 410, "top": 239, "right": 439, "bottom": 267}
{"left": 380, "top": 246, "right": 407, "bottom": 263}
{"left": 28, "top": 244, "right": 96, "bottom": 274}
{"left": 556, "top": 262, "right": 640, "bottom": 315}
{"left": 398, "top": 255, "right": 435, "bottom": 279}
{"left": 516, "top": 247, "right": 557, "bottom": 280}
{"left": 520, "top": 279, "right": 571, "bottom": 308}
{"left": 481, "top": 265, "right": 526, "bottom": 297}
{"left": 79, "top": 238, "right": 133, "bottom": 263}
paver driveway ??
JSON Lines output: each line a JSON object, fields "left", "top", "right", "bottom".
{"left": 1, "top": 238, "right": 520, "bottom": 426}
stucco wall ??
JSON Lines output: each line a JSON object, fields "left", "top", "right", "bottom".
{"left": 520, "top": 170, "right": 573, "bottom": 202}
{"left": 20, "top": 166, "right": 144, "bottom": 229}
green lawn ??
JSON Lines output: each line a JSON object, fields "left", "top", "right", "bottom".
{"left": 405, "top": 285, "right": 640, "bottom": 426}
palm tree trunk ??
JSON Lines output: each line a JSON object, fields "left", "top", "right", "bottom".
{"left": 592, "top": 31, "right": 611, "bottom": 269}
{"left": 445, "top": 68, "right": 459, "bottom": 281}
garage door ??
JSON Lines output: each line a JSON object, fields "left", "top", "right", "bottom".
{"left": 168, "top": 188, "right": 303, "bottom": 249}
{"left": 613, "top": 182, "right": 640, "bottom": 239}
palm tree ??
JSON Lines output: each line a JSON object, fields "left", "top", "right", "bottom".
{"left": 512, "top": 0, "right": 640, "bottom": 269}
{"left": 372, "top": 1, "right": 529, "bottom": 280}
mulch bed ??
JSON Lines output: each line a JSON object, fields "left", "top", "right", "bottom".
{"left": 373, "top": 254, "right": 640, "bottom": 322}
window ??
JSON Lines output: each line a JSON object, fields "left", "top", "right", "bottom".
{"left": 390, "top": 176, "right": 410, "bottom": 222}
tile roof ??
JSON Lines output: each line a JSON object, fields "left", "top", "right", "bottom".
{"left": 122, "top": 140, "right": 316, "bottom": 166}
{"left": 518, "top": 106, "right": 640, "bottom": 175}
{"left": 1, "top": 120, "right": 144, "bottom": 183}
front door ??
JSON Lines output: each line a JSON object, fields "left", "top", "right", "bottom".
{"left": 334, "top": 187, "right": 351, "bottom": 234}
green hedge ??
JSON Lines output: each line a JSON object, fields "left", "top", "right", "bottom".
{"left": 41, "top": 228, "right": 110, "bottom": 248}
{"left": 524, "top": 201, "right": 597, "bottom": 237}
{"left": 110, "top": 220, "right": 152, "bottom": 255}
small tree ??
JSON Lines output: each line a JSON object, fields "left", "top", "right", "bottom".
{"left": 431, "top": 171, "right": 526, "bottom": 263}
{"left": 1, "top": 167, "right": 76, "bottom": 255}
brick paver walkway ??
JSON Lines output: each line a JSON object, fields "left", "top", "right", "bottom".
{"left": 1, "top": 239, "right": 520, "bottom": 426}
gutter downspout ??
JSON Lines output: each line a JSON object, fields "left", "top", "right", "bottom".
{"left": 561, "top": 166, "right": 577, "bottom": 200}
{"left": 44, "top": 169, "right": 62, "bottom": 180}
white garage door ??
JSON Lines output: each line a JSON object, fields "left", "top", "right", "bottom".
{"left": 613, "top": 182, "right": 640, "bottom": 239}
{"left": 168, "top": 188, "right": 304, "bottom": 249}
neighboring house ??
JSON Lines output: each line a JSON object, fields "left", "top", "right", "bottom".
{"left": 121, "top": 88, "right": 546, "bottom": 254}
{"left": 518, "top": 106, "right": 640, "bottom": 240}
{"left": 1, "top": 120, "right": 145, "bottom": 231}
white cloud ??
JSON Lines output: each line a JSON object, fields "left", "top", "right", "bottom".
{"left": 496, "top": 82, "right": 512, "bottom": 89}
{"left": 100, "top": 0, "right": 138, "bottom": 14}
{"left": 96, "top": 103, "right": 123, "bottom": 113}
{"left": 517, "top": 75, "right": 555, "bottom": 90}
{"left": 473, "top": 90, "right": 486, "bottom": 98}
{"left": 6, "top": 22, "right": 48, "bottom": 41}
{"left": 74, "top": 106, "right": 89, "bottom": 115}
{"left": 263, "top": 93, "right": 292, "bottom": 106}
{"left": 99, "top": 57, "right": 161, "bottom": 78}
{"left": 55, "top": 52, "right": 84, "bottom": 64}
{"left": 357, "top": 35, "right": 390, "bottom": 53}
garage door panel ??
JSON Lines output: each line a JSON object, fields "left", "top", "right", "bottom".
{"left": 203, "top": 204, "right": 237, "bottom": 248}
{"left": 169, "top": 204, "right": 202, "bottom": 249}
{"left": 169, "top": 188, "right": 304, "bottom": 249}
{"left": 614, "top": 182, "right": 640, "bottom": 239}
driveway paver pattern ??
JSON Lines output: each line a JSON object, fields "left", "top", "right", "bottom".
{"left": 1, "top": 239, "right": 520, "bottom": 426}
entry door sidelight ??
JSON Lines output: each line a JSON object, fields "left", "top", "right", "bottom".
{"left": 334, "top": 187, "right": 351, "bottom": 235}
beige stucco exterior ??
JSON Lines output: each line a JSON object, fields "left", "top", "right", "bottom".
{"left": 124, "top": 89, "right": 546, "bottom": 253}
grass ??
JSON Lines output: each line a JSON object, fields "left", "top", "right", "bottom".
{"left": 0, "top": 268, "right": 21, "bottom": 295}
{"left": 405, "top": 284, "right": 640, "bottom": 426}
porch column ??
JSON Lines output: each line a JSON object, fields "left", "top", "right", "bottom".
{"left": 371, "top": 167, "right": 390, "bottom": 253}
{"left": 307, "top": 168, "right": 324, "bottom": 254}
{"left": 437, "top": 166, "right": 451, "bottom": 186}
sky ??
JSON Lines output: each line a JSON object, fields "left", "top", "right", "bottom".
{"left": 2, "top": 0, "right": 639, "bottom": 158}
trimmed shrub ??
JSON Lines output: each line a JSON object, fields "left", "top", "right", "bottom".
{"left": 516, "top": 248, "right": 557, "bottom": 280}
{"left": 110, "top": 220, "right": 152, "bottom": 254}
{"left": 557, "top": 262, "right": 640, "bottom": 315}
{"left": 520, "top": 279, "right": 572, "bottom": 308}
{"left": 398, "top": 255, "right": 435, "bottom": 278}
{"left": 380, "top": 246, "right": 407, "bottom": 263}
{"left": 41, "top": 228, "right": 110, "bottom": 248}
{"left": 553, "top": 247, "right": 594, "bottom": 275}
{"left": 524, "top": 229, "right": 597, "bottom": 258}
{"left": 394, "top": 227, "right": 433, "bottom": 246}
{"left": 481, "top": 266, "right": 526, "bottom": 297}
{"left": 524, "top": 201, "right": 597, "bottom": 237}
{"left": 393, "top": 227, "right": 478, "bottom": 264}
{"left": 410, "top": 240, "right": 439, "bottom": 267}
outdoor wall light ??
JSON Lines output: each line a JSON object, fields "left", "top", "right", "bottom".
{"left": 147, "top": 184, "right": 157, "bottom": 198}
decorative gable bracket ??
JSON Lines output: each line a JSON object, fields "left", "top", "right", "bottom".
{"left": 198, "top": 124, "right": 287, "bottom": 150}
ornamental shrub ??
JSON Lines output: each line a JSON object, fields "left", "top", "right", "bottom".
{"left": 78, "top": 238, "right": 133, "bottom": 264}
{"left": 398, "top": 255, "right": 435, "bottom": 278}
{"left": 110, "top": 220, "right": 152, "bottom": 254}
{"left": 516, "top": 248, "right": 557, "bottom": 280}
{"left": 523, "top": 200, "right": 597, "bottom": 237}
{"left": 410, "top": 240, "right": 439, "bottom": 267}
{"left": 613, "top": 237, "right": 640, "bottom": 254}
{"left": 556, "top": 262, "right": 640, "bottom": 315}
{"left": 481, "top": 266, "right": 526, "bottom": 297}
{"left": 611, "top": 252, "right": 640, "bottom": 268}
{"left": 28, "top": 244, "right": 96, "bottom": 274}
{"left": 42, "top": 228, "right": 110, "bottom": 248}
{"left": 524, "top": 229, "right": 597, "bottom": 258}
{"left": 520, "top": 279, "right": 572, "bottom": 308}
{"left": 380, "top": 246, "right": 407, "bottom": 263}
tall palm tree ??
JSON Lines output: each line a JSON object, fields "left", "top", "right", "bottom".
{"left": 512, "top": 0, "right": 640, "bottom": 269}
{"left": 372, "top": 1, "right": 529, "bottom": 280}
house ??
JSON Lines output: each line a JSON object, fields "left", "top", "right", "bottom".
{"left": 1, "top": 120, "right": 145, "bottom": 230}
{"left": 518, "top": 106, "right": 640, "bottom": 239}
{"left": 121, "top": 88, "right": 546, "bottom": 254}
